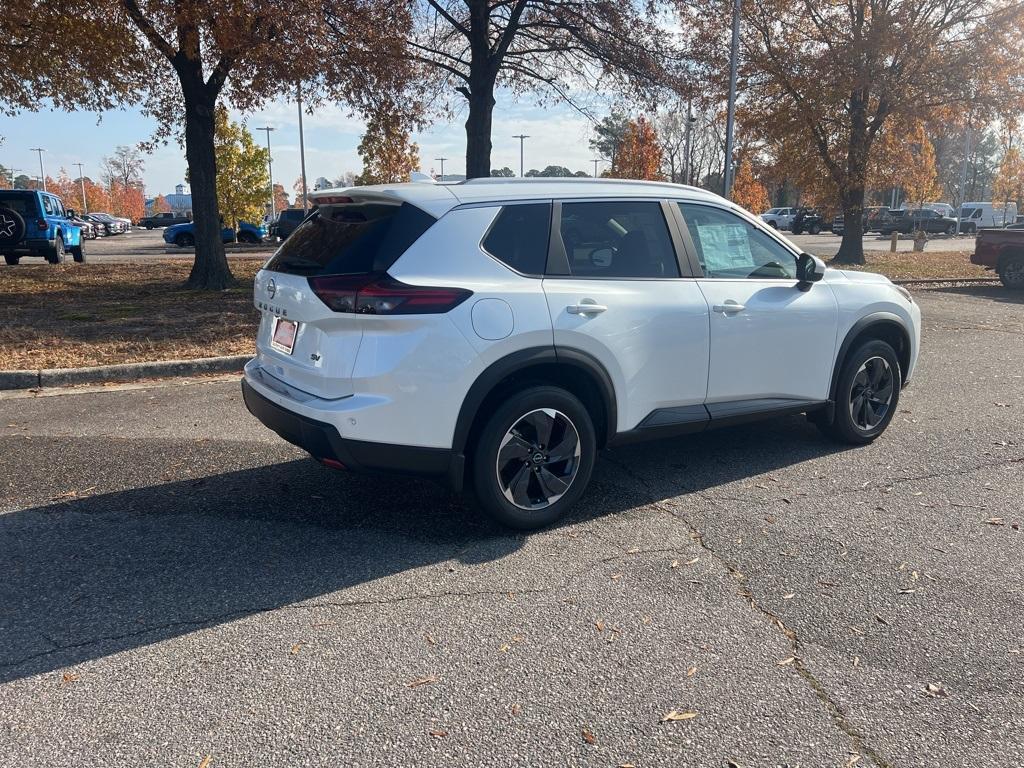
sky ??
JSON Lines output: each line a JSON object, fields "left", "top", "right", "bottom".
{"left": 0, "top": 92, "right": 606, "bottom": 200}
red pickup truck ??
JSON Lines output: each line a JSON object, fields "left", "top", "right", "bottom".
{"left": 972, "top": 227, "right": 1024, "bottom": 289}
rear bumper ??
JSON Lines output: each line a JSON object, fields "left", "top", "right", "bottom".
{"left": 5, "top": 238, "right": 53, "bottom": 255}
{"left": 241, "top": 379, "right": 460, "bottom": 485}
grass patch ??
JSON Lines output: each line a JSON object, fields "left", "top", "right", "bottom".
{"left": 0, "top": 260, "right": 263, "bottom": 370}
{"left": 820, "top": 248, "right": 991, "bottom": 280}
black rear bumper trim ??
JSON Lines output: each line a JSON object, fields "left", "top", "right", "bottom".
{"left": 241, "top": 379, "right": 454, "bottom": 480}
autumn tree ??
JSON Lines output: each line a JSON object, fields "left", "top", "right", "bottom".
{"left": 404, "top": 1, "right": 681, "bottom": 178}
{"left": 679, "top": 0, "right": 1024, "bottom": 263}
{"left": 610, "top": 117, "right": 663, "bottom": 181}
{"left": 272, "top": 184, "right": 290, "bottom": 212}
{"left": 4, "top": 1, "right": 413, "bottom": 289}
{"left": 900, "top": 125, "right": 942, "bottom": 208}
{"left": 993, "top": 145, "right": 1024, "bottom": 209}
{"left": 730, "top": 159, "right": 770, "bottom": 213}
{"left": 151, "top": 194, "right": 172, "bottom": 214}
{"left": 355, "top": 110, "right": 421, "bottom": 185}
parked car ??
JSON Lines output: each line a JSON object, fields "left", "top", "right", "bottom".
{"left": 0, "top": 189, "right": 86, "bottom": 264}
{"left": 95, "top": 212, "right": 132, "bottom": 230}
{"left": 70, "top": 215, "right": 97, "bottom": 239}
{"left": 139, "top": 211, "right": 192, "bottom": 229}
{"left": 921, "top": 202, "right": 955, "bottom": 217}
{"left": 163, "top": 219, "right": 267, "bottom": 247}
{"left": 958, "top": 202, "right": 1018, "bottom": 233}
{"left": 760, "top": 207, "right": 796, "bottom": 230}
{"left": 971, "top": 227, "right": 1024, "bottom": 288}
{"left": 86, "top": 213, "right": 127, "bottom": 234}
{"left": 834, "top": 206, "right": 887, "bottom": 236}
{"left": 241, "top": 178, "right": 921, "bottom": 529}
{"left": 864, "top": 206, "right": 890, "bottom": 233}
{"left": 790, "top": 207, "right": 826, "bottom": 235}
{"left": 80, "top": 213, "right": 109, "bottom": 236}
{"left": 880, "top": 208, "right": 958, "bottom": 235}
{"left": 269, "top": 208, "right": 307, "bottom": 240}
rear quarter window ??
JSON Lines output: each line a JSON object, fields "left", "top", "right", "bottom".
{"left": 481, "top": 203, "right": 551, "bottom": 275}
{"left": 0, "top": 193, "right": 38, "bottom": 217}
{"left": 264, "top": 200, "right": 436, "bottom": 276}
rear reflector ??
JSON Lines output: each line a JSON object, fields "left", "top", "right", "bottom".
{"left": 37, "top": 218, "right": 47, "bottom": 231}
{"left": 321, "top": 458, "right": 347, "bottom": 470}
{"left": 308, "top": 273, "right": 472, "bottom": 315}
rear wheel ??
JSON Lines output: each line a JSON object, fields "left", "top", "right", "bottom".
{"left": 1000, "top": 256, "right": 1024, "bottom": 290}
{"left": 46, "top": 235, "right": 65, "bottom": 264}
{"left": 809, "top": 223, "right": 821, "bottom": 235}
{"left": 470, "top": 386, "right": 596, "bottom": 530}
{"left": 818, "top": 340, "right": 901, "bottom": 445}
{"left": 3, "top": 254, "right": 19, "bottom": 265}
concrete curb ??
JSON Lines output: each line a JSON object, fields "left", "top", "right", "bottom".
{"left": 0, "top": 355, "right": 250, "bottom": 391}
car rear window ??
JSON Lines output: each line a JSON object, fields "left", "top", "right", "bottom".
{"left": 264, "top": 200, "right": 436, "bottom": 276}
{"left": 481, "top": 203, "right": 551, "bottom": 275}
{"left": 0, "top": 192, "right": 38, "bottom": 217}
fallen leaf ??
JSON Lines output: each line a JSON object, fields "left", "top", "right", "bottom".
{"left": 429, "top": 729, "right": 447, "bottom": 738}
{"left": 499, "top": 644, "right": 511, "bottom": 653}
{"left": 661, "top": 710, "right": 698, "bottom": 722}
{"left": 782, "top": 593, "right": 796, "bottom": 600}
{"left": 61, "top": 672, "right": 79, "bottom": 683}
{"left": 670, "top": 559, "right": 680, "bottom": 569}
{"left": 511, "top": 703, "right": 522, "bottom": 716}
{"left": 874, "top": 614, "right": 888, "bottom": 625}
{"left": 844, "top": 756, "right": 862, "bottom": 767}
{"left": 582, "top": 728, "right": 596, "bottom": 744}
{"left": 686, "top": 557, "right": 699, "bottom": 565}
{"left": 686, "top": 666, "right": 697, "bottom": 677}
{"left": 853, "top": 656, "right": 860, "bottom": 667}
{"left": 611, "top": 573, "right": 622, "bottom": 581}
{"left": 595, "top": 620, "right": 605, "bottom": 632}
{"left": 406, "top": 675, "right": 437, "bottom": 688}
{"left": 924, "top": 683, "right": 949, "bottom": 697}
{"left": 198, "top": 757, "right": 212, "bottom": 768}
{"left": 983, "top": 517, "right": 1006, "bottom": 526}
{"left": 776, "top": 656, "right": 797, "bottom": 666}
{"left": 290, "top": 643, "right": 303, "bottom": 655}
{"left": 627, "top": 547, "right": 641, "bottom": 554}
{"left": 425, "top": 633, "right": 437, "bottom": 646}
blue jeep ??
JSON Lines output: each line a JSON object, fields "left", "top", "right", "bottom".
{"left": 163, "top": 219, "right": 266, "bottom": 247}
{"left": 0, "top": 189, "right": 86, "bottom": 265}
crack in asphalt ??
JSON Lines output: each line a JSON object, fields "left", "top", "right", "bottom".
{"left": 601, "top": 453, "right": 896, "bottom": 768}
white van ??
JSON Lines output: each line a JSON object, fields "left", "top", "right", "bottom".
{"left": 959, "top": 202, "right": 1018, "bottom": 232}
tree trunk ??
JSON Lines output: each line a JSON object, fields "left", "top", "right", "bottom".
{"left": 464, "top": 88, "right": 495, "bottom": 179}
{"left": 835, "top": 185, "right": 867, "bottom": 264}
{"left": 182, "top": 85, "right": 233, "bottom": 289}
{"left": 833, "top": 97, "right": 870, "bottom": 265}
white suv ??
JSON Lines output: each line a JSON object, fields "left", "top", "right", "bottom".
{"left": 242, "top": 179, "right": 921, "bottom": 529}
{"left": 760, "top": 207, "right": 796, "bottom": 230}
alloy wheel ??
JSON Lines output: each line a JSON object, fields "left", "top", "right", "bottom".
{"left": 496, "top": 408, "right": 581, "bottom": 510}
{"left": 850, "top": 356, "right": 894, "bottom": 430}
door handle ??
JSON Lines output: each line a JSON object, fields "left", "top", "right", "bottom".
{"left": 567, "top": 301, "right": 607, "bottom": 315}
{"left": 712, "top": 301, "right": 746, "bottom": 314}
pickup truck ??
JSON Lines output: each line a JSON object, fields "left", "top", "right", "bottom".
{"left": 139, "top": 211, "right": 191, "bottom": 229}
{"left": 971, "top": 227, "right": 1024, "bottom": 288}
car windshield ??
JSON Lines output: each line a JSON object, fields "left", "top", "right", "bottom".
{"left": 961, "top": 208, "right": 978, "bottom": 218}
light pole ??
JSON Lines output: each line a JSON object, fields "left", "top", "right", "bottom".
{"left": 434, "top": 157, "right": 448, "bottom": 180}
{"left": 30, "top": 147, "right": 46, "bottom": 192}
{"left": 73, "top": 162, "right": 88, "bottom": 213}
{"left": 591, "top": 158, "right": 607, "bottom": 178}
{"left": 256, "top": 126, "right": 275, "bottom": 219}
{"left": 956, "top": 118, "right": 973, "bottom": 235}
{"left": 722, "top": 0, "right": 741, "bottom": 197}
{"left": 684, "top": 103, "right": 697, "bottom": 186}
{"left": 297, "top": 82, "right": 309, "bottom": 212}
{"left": 513, "top": 134, "right": 529, "bottom": 177}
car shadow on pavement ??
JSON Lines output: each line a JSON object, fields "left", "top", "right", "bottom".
{"left": 0, "top": 416, "right": 848, "bottom": 685}
{"left": 929, "top": 284, "right": 1024, "bottom": 305}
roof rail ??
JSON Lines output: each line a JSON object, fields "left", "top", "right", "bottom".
{"left": 456, "top": 177, "right": 705, "bottom": 193}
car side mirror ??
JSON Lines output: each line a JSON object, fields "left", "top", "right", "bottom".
{"left": 66, "top": 209, "right": 76, "bottom": 218}
{"left": 796, "top": 252, "right": 825, "bottom": 290}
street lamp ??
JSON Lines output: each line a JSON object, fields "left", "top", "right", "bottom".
{"left": 512, "top": 134, "right": 529, "bottom": 177}
{"left": 297, "top": 82, "right": 309, "bottom": 212}
{"left": 684, "top": 104, "right": 697, "bottom": 186}
{"left": 591, "top": 158, "right": 607, "bottom": 178}
{"left": 255, "top": 126, "right": 275, "bottom": 219}
{"left": 434, "top": 157, "right": 448, "bottom": 180}
{"left": 30, "top": 147, "right": 46, "bottom": 192}
{"left": 722, "top": 0, "right": 741, "bottom": 197}
{"left": 73, "top": 162, "right": 88, "bottom": 213}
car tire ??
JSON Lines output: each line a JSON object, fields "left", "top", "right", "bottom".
{"left": 818, "top": 339, "right": 901, "bottom": 445}
{"left": 999, "top": 256, "right": 1024, "bottom": 290}
{"left": 145, "top": 223, "right": 154, "bottom": 229}
{"left": 175, "top": 232, "right": 195, "bottom": 247}
{"left": 0, "top": 206, "right": 27, "bottom": 249}
{"left": 71, "top": 242, "right": 86, "bottom": 263}
{"left": 3, "top": 254, "right": 20, "bottom": 265}
{"left": 768, "top": 221, "right": 778, "bottom": 229}
{"left": 945, "top": 223, "right": 956, "bottom": 235}
{"left": 470, "top": 385, "right": 597, "bottom": 530}
{"left": 46, "top": 234, "right": 66, "bottom": 264}
{"left": 238, "top": 231, "right": 259, "bottom": 244}
{"left": 809, "top": 223, "right": 821, "bottom": 235}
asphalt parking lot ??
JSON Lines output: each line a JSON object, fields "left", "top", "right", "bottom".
{"left": 1, "top": 284, "right": 1021, "bottom": 767}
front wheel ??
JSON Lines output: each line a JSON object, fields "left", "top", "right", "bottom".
{"left": 470, "top": 386, "right": 596, "bottom": 530}
{"left": 945, "top": 223, "right": 957, "bottom": 235}
{"left": 809, "top": 223, "right": 821, "bottom": 235}
{"left": 1000, "top": 256, "right": 1024, "bottom": 290}
{"left": 818, "top": 340, "right": 901, "bottom": 445}
{"left": 174, "top": 232, "right": 195, "bottom": 247}
{"left": 71, "top": 242, "right": 86, "bottom": 263}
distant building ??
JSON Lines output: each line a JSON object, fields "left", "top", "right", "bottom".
{"left": 164, "top": 183, "right": 192, "bottom": 214}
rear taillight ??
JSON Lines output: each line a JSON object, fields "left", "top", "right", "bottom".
{"left": 36, "top": 218, "right": 47, "bottom": 231}
{"left": 308, "top": 273, "right": 471, "bottom": 315}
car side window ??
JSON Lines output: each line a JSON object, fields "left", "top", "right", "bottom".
{"left": 558, "top": 201, "right": 680, "bottom": 278}
{"left": 41, "top": 196, "right": 54, "bottom": 215}
{"left": 678, "top": 203, "right": 798, "bottom": 280}
{"left": 482, "top": 203, "right": 551, "bottom": 276}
